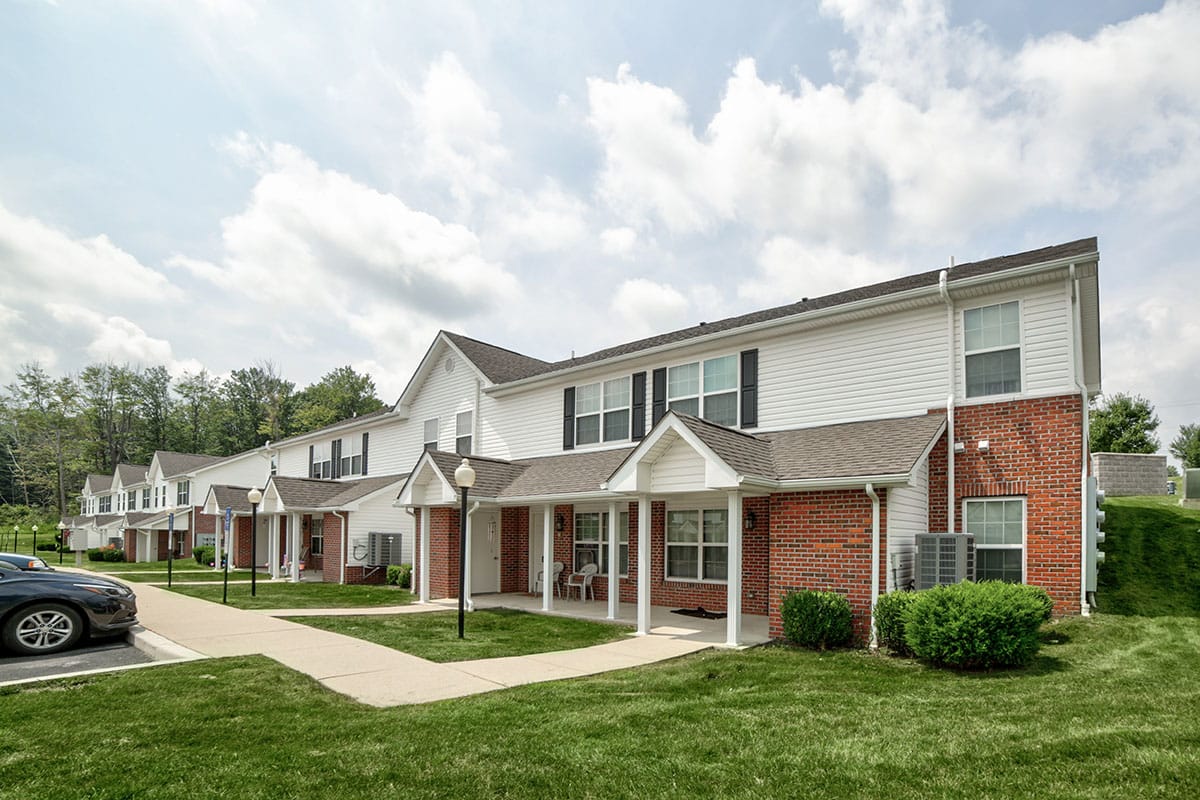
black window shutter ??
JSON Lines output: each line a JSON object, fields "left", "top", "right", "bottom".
{"left": 332, "top": 440, "right": 342, "bottom": 479}
{"left": 740, "top": 348, "right": 759, "bottom": 429}
{"left": 361, "top": 432, "right": 369, "bottom": 475}
{"left": 308, "top": 445, "right": 314, "bottom": 478}
{"left": 651, "top": 368, "right": 667, "bottom": 425}
{"left": 563, "top": 387, "right": 576, "bottom": 450}
{"left": 631, "top": 372, "right": 647, "bottom": 440}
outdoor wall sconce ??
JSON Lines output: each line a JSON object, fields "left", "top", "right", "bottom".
{"left": 555, "top": 513, "right": 565, "bottom": 532}
{"left": 745, "top": 511, "right": 757, "bottom": 531}
{"left": 978, "top": 439, "right": 990, "bottom": 453}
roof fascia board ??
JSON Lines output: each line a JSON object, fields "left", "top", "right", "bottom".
{"left": 394, "top": 333, "right": 490, "bottom": 418}
{"left": 266, "top": 410, "right": 398, "bottom": 451}
{"left": 486, "top": 249, "right": 1099, "bottom": 396}
{"left": 607, "top": 414, "right": 740, "bottom": 493}
{"left": 740, "top": 473, "right": 912, "bottom": 491}
{"left": 395, "top": 453, "right": 458, "bottom": 507}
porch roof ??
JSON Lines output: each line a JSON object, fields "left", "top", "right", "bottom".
{"left": 123, "top": 512, "right": 158, "bottom": 527}
{"left": 204, "top": 484, "right": 256, "bottom": 515}
{"left": 266, "top": 474, "right": 409, "bottom": 512}
{"left": 762, "top": 414, "right": 947, "bottom": 481}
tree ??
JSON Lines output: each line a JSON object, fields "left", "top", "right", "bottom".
{"left": 292, "top": 365, "right": 386, "bottom": 434}
{"left": 132, "top": 366, "right": 174, "bottom": 463}
{"left": 0, "top": 363, "right": 86, "bottom": 512}
{"left": 173, "top": 370, "right": 224, "bottom": 454}
{"left": 1089, "top": 393, "right": 1160, "bottom": 454}
{"left": 220, "top": 362, "right": 295, "bottom": 452}
{"left": 79, "top": 363, "right": 139, "bottom": 471}
{"left": 1171, "top": 424, "right": 1200, "bottom": 469}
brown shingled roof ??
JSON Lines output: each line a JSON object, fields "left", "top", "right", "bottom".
{"left": 269, "top": 474, "right": 407, "bottom": 510}
{"left": 442, "top": 332, "right": 553, "bottom": 384}
{"left": 115, "top": 463, "right": 150, "bottom": 487}
{"left": 501, "top": 448, "right": 634, "bottom": 498}
{"left": 762, "top": 414, "right": 946, "bottom": 481}
{"left": 155, "top": 451, "right": 224, "bottom": 478}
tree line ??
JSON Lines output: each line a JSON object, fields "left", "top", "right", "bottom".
{"left": 0, "top": 362, "right": 386, "bottom": 513}
{"left": 1089, "top": 392, "right": 1200, "bottom": 471}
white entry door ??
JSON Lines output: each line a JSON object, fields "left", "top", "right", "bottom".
{"left": 529, "top": 510, "right": 544, "bottom": 592}
{"left": 471, "top": 511, "right": 501, "bottom": 593}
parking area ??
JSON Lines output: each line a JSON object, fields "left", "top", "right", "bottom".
{"left": 0, "top": 635, "right": 152, "bottom": 683}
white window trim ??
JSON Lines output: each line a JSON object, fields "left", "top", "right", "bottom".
{"left": 962, "top": 496, "right": 1027, "bottom": 583}
{"left": 456, "top": 410, "right": 473, "bottom": 455}
{"left": 572, "top": 510, "right": 629, "bottom": 578}
{"left": 962, "top": 300, "right": 1025, "bottom": 399}
{"left": 310, "top": 516, "right": 325, "bottom": 555}
{"left": 666, "top": 356, "right": 739, "bottom": 427}
{"left": 312, "top": 443, "right": 332, "bottom": 479}
{"left": 423, "top": 417, "right": 439, "bottom": 451}
{"left": 663, "top": 506, "right": 729, "bottom": 585}
{"left": 340, "top": 435, "right": 363, "bottom": 476}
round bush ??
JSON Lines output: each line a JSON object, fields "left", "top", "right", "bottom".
{"left": 193, "top": 545, "right": 215, "bottom": 566}
{"left": 874, "top": 590, "right": 918, "bottom": 656}
{"left": 781, "top": 590, "right": 853, "bottom": 649}
{"left": 904, "top": 581, "right": 1053, "bottom": 670}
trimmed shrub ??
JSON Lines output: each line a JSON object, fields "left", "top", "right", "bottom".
{"left": 193, "top": 545, "right": 215, "bottom": 566}
{"left": 781, "top": 590, "right": 853, "bottom": 649}
{"left": 904, "top": 581, "right": 1053, "bottom": 670}
{"left": 36, "top": 542, "right": 58, "bottom": 552}
{"left": 102, "top": 548, "right": 125, "bottom": 562}
{"left": 874, "top": 590, "right": 918, "bottom": 656}
{"left": 87, "top": 548, "right": 105, "bottom": 562}
{"left": 386, "top": 563, "right": 412, "bottom": 588}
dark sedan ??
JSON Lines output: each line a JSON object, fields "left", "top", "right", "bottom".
{"left": 0, "top": 552, "right": 52, "bottom": 571}
{"left": 0, "top": 563, "right": 138, "bottom": 656}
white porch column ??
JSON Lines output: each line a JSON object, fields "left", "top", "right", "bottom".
{"left": 463, "top": 506, "right": 473, "bottom": 611}
{"left": 289, "top": 513, "right": 301, "bottom": 582}
{"left": 636, "top": 495, "right": 651, "bottom": 635}
{"left": 419, "top": 507, "right": 431, "bottom": 603}
{"left": 725, "top": 491, "right": 743, "bottom": 647}
{"left": 542, "top": 504, "right": 553, "bottom": 612}
{"left": 606, "top": 501, "right": 618, "bottom": 620}
{"left": 268, "top": 515, "right": 280, "bottom": 579}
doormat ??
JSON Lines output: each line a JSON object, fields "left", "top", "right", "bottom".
{"left": 671, "top": 606, "right": 726, "bottom": 620}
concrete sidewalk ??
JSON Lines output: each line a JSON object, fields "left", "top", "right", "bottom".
{"left": 128, "top": 583, "right": 714, "bottom": 707}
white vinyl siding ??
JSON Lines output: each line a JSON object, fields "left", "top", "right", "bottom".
{"left": 346, "top": 492, "right": 415, "bottom": 566}
{"left": 886, "top": 457, "right": 929, "bottom": 592}
{"left": 1022, "top": 283, "right": 1073, "bottom": 395}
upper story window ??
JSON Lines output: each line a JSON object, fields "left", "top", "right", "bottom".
{"left": 456, "top": 411, "right": 473, "bottom": 455}
{"left": 964, "top": 498, "right": 1025, "bottom": 583}
{"left": 99, "top": 495, "right": 112, "bottom": 514}
{"left": 424, "top": 418, "right": 439, "bottom": 451}
{"left": 964, "top": 301, "right": 1021, "bottom": 398}
{"left": 311, "top": 443, "right": 331, "bottom": 479}
{"left": 127, "top": 490, "right": 137, "bottom": 511}
{"left": 157, "top": 485, "right": 167, "bottom": 509}
{"left": 665, "top": 508, "right": 728, "bottom": 582}
{"left": 576, "top": 377, "right": 630, "bottom": 446}
{"left": 270, "top": 454, "right": 278, "bottom": 476}
{"left": 340, "top": 435, "right": 363, "bottom": 476}
{"left": 176, "top": 480, "right": 191, "bottom": 507}
{"left": 668, "top": 355, "right": 737, "bottom": 427}
{"left": 142, "top": 488, "right": 150, "bottom": 510}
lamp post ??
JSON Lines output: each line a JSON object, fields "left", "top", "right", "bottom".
{"left": 57, "top": 521, "right": 66, "bottom": 564}
{"left": 454, "top": 458, "right": 476, "bottom": 639}
{"left": 248, "top": 487, "right": 262, "bottom": 598}
{"left": 31, "top": 524, "right": 38, "bottom": 556}
{"left": 11, "top": 525, "right": 18, "bottom": 552}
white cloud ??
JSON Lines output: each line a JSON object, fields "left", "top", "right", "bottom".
{"left": 599, "top": 227, "right": 637, "bottom": 258}
{"left": 484, "top": 181, "right": 588, "bottom": 254}
{"left": 741, "top": 238, "right": 904, "bottom": 306}
{"left": 611, "top": 278, "right": 691, "bottom": 340}
{"left": 45, "top": 303, "right": 175, "bottom": 367}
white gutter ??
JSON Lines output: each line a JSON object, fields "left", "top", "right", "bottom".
{"left": 1070, "top": 264, "right": 1091, "bottom": 615}
{"left": 738, "top": 473, "right": 914, "bottom": 492}
{"left": 487, "top": 251, "right": 1098, "bottom": 395}
{"left": 866, "top": 482, "right": 880, "bottom": 649}
{"left": 333, "top": 509, "right": 348, "bottom": 585}
{"left": 939, "top": 268, "right": 956, "bottom": 534}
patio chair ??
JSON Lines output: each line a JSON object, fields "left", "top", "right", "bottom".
{"left": 534, "top": 561, "right": 564, "bottom": 597}
{"left": 564, "top": 562, "right": 599, "bottom": 601}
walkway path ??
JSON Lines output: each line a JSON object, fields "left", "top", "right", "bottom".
{"left": 129, "top": 583, "right": 715, "bottom": 707}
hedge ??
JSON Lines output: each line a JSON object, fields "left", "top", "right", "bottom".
{"left": 781, "top": 590, "right": 853, "bottom": 649}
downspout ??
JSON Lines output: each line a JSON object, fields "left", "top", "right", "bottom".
{"left": 866, "top": 482, "right": 881, "bottom": 649}
{"left": 939, "top": 268, "right": 956, "bottom": 534}
{"left": 465, "top": 500, "right": 480, "bottom": 611}
{"left": 333, "top": 509, "right": 348, "bottom": 584}
{"left": 1069, "top": 264, "right": 1091, "bottom": 615}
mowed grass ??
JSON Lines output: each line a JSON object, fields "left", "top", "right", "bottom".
{"left": 166, "top": 580, "right": 414, "bottom": 609}
{"left": 1098, "top": 496, "right": 1200, "bottom": 616}
{"left": 117, "top": 569, "right": 257, "bottom": 583}
{"left": 2, "top": 614, "right": 1198, "bottom": 799}
{"left": 286, "top": 608, "right": 632, "bottom": 662}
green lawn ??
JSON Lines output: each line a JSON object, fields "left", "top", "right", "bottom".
{"left": 70, "top": 559, "right": 191, "bottom": 572}
{"left": 1098, "top": 496, "right": 1200, "bottom": 616}
{"left": 166, "top": 581, "right": 415, "bottom": 609}
{"left": 286, "top": 608, "right": 632, "bottom": 662}
{"left": 2, "top": 614, "right": 1197, "bottom": 799}
{"left": 118, "top": 569, "right": 257, "bottom": 583}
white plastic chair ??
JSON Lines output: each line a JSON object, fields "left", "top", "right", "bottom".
{"left": 534, "top": 561, "right": 564, "bottom": 596}
{"left": 564, "top": 562, "right": 599, "bottom": 601}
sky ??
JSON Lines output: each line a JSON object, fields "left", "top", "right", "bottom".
{"left": 1, "top": 0, "right": 1198, "bottom": 461}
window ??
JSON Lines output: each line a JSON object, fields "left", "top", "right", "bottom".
{"left": 270, "top": 454, "right": 278, "bottom": 476}
{"left": 157, "top": 485, "right": 167, "bottom": 509}
{"left": 964, "top": 498, "right": 1024, "bottom": 583}
{"left": 423, "top": 418, "right": 439, "bottom": 451}
{"left": 575, "top": 377, "right": 631, "bottom": 446}
{"left": 964, "top": 301, "right": 1021, "bottom": 397}
{"left": 310, "top": 517, "right": 324, "bottom": 556}
{"left": 665, "top": 508, "right": 728, "bottom": 581}
{"left": 141, "top": 488, "right": 150, "bottom": 510}
{"left": 99, "top": 495, "right": 112, "bottom": 514}
{"left": 310, "top": 443, "right": 331, "bottom": 478}
{"left": 340, "top": 435, "right": 363, "bottom": 476}
{"left": 667, "top": 356, "right": 738, "bottom": 426}
{"left": 127, "top": 490, "right": 137, "bottom": 511}
{"left": 574, "top": 511, "right": 629, "bottom": 576}
{"left": 176, "top": 480, "right": 190, "bottom": 507}
{"left": 456, "top": 411, "right": 473, "bottom": 455}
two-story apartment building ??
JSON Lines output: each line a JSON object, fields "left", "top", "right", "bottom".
{"left": 66, "top": 237, "right": 1102, "bottom": 645}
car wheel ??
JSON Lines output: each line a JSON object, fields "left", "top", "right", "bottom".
{"left": 2, "top": 603, "right": 84, "bottom": 656}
